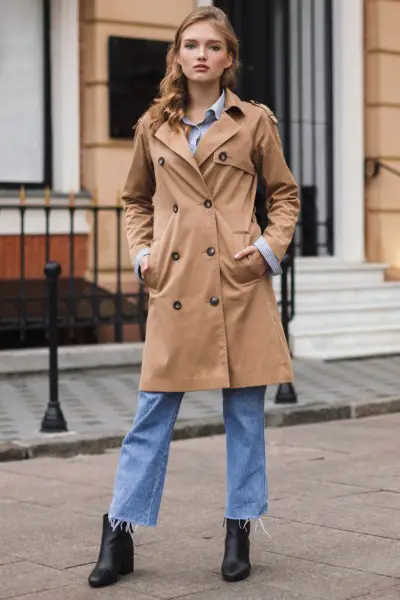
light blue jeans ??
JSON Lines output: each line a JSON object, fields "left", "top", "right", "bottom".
{"left": 109, "top": 386, "right": 268, "bottom": 528}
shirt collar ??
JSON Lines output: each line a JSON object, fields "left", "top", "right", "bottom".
{"left": 183, "top": 89, "right": 226, "bottom": 125}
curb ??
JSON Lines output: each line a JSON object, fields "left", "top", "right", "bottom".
{"left": 1, "top": 396, "right": 399, "bottom": 463}
{"left": 0, "top": 343, "right": 144, "bottom": 376}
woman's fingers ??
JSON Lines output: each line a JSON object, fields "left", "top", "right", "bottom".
{"left": 234, "top": 245, "right": 258, "bottom": 260}
{"left": 140, "top": 254, "right": 150, "bottom": 273}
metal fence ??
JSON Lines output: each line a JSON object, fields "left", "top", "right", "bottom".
{"left": 0, "top": 189, "right": 148, "bottom": 348}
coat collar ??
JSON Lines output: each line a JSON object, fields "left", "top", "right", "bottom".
{"left": 154, "top": 88, "right": 245, "bottom": 174}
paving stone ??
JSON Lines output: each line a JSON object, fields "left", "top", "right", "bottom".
{"left": 354, "top": 586, "right": 400, "bottom": 600}
{"left": 0, "top": 457, "right": 117, "bottom": 489}
{"left": 0, "top": 552, "right": 20, "bottom": 567}
{"left": 9, "top": 583, "right": 155, "bottom": 600}
{"left": 239, "top": 550, "right": 395, "bottom": 600}
{"left": 118, "top": 555, "right": 223, "bottom": 600}
{"left": 0, "top": 561, "right": 78, "bottom": 599}
{"left": 0, "top": 503, "right": 102, "bottom": 569}
{"left": 269, "top": 495, "right": 400, "bottom": 540}
{"left": 252, "top": 519, "right": 400, "bottom": 578}
{"left": 0, "top": 470, "right": 105, "bottom": 507}
{"left": 69, "top": 559, "right": 222, "bottom": 600}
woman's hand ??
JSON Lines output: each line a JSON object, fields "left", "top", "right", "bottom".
{"left": 234, "top": 245, "right": 263, "bottom": 261}
{"left": 140, "top": 254, "right": 150, "bottom": 279}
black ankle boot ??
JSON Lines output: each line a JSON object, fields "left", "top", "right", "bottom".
{"left": 88, "top": 514, "right": 134, "bottom": 588}
{"left": 221, "top": 519, "right": 251, "bottom": 582}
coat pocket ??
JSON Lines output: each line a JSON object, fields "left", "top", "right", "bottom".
{"left": 232, "top": 232, "right": 266, "bottom": 286}
{"left": 144, "top": 239, "right": 161, "bottom": 291}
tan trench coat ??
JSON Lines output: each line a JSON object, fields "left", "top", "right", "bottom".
{"left": 123, "top": 88, "right": 300, "bottom": 392}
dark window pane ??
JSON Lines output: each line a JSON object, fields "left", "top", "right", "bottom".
{"left": 108, "top": 36, "right": 170, "bottom": 139}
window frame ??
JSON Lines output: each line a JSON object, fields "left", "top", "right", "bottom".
{"left": 0, "top": 0, "right": 52, "bottom": 189}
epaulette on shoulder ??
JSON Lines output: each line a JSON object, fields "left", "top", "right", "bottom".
{"left": 132, "top": 114, "right": 144, "bottom": 132}
{"left": 132, "top": 111, "right": 152, "bottom": 131}
{"left": 249, "top": 100, "right": 278, "bottom": 124}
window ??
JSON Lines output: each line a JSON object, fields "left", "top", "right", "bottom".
{"left": 0, "top": 0, "right": 51, "bottom": 187}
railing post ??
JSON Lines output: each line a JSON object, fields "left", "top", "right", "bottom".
{"left": 41, "top": 261, "right": 68, "bottom": 433}
{"left": 275, "top": 252, "right": 298, "bottom": 405}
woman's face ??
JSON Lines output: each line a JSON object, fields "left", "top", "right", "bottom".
{"left": 177, "top": 20, "right": 233, "bottom": 85}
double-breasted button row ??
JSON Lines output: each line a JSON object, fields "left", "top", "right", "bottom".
{"left": 219, "top": 151, "right": 227, "bottom": 162}
{"left": 173, "top": 204, "right": 179, "bottom": 213}
{"left": 172, "top": 248, "right": 215, "bottom": 262}
{"left": 173, "top": 297, "right": 219, "bottom": 310}
{"left": 158, "top": 157, "right": 165, "bottom": 166}
{"left": 204, "top": 199, "right": 212, "bottom": 209}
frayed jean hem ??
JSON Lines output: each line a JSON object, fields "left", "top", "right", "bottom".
{"left": 224, "top": 504, "right": 268, "bottom": 521}
{"left": 108, "top": 514, "right": 157, "bottom": 535}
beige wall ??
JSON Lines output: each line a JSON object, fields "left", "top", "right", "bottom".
{"left": 80, "top": 0, "right": 194, "bottom": 288}
{"left": 365, "top": 0, "right": 400, "bottom": 278}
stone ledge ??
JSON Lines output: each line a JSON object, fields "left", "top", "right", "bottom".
{"left": 1, "top": 395, "right": 399, "bottom": 463}
{"left": 0, "top": 343, "right": 144, "bottom": 376}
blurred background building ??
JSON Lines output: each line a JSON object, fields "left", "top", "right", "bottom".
{"left": 1, "top": 0, "right": 400, "bottom": 358}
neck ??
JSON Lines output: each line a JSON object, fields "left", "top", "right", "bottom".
{"left": 186, "top": 81, "right": 222, "bottom": 114}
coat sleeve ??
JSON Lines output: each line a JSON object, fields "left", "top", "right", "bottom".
{"left": 122, "top": 115, "right": 155, "bottom": 267}
{"left": 253, "top": 107, "right": 300, "bottom": 262}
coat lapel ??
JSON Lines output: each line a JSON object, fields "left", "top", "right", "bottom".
{"left": 154, "top": 122, "right": 202, "bottom": 176}
{"left": 194, "top": 112, "right": 240, "bottom": 168}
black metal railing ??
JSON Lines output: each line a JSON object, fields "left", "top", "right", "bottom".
{"left": 0, "top": 189, "right": 148, "bottom": 349}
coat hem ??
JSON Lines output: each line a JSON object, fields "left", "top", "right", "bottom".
{"left": 139, "top": 364, "right": 293, "bottom": 393}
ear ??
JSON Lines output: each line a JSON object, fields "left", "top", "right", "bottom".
{"left": 226, "top": 52, "right": 233, "bottom": 69}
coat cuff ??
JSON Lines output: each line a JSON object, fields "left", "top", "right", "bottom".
{"left": 134, "top": 248, "right": 151, "bottom": 283}
{"left": 253, "top": 236, "right": 282, "bottom": 276}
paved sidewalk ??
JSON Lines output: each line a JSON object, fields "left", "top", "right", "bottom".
{"left": 0, "top": 413, "right": 399, "bottom": 599}
{"left": 0, "top": 356, "right": 400, "bottom": 457}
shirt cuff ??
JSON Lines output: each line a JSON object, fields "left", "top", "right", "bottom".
{"left": 134, "top": 248, "right": 151, "bottom": 283}
{"left": 253, "top": 236, "right": 282, "bottom": 276}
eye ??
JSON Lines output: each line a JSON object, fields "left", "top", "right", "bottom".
{"left": 210, "top": 45, "right": 222, "bottom": 52}
{"left": 184, "top": 42, "right": 196, "bottom": 49}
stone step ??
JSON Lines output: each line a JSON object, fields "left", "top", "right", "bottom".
{"left": 273, "top": 281, "right": 400, "bottom": 308}
{"left": 291, "top": 324, "right": 400, "bottom": 360}
{"left": 290, "top": 302, "right": 400, "bottom": 330}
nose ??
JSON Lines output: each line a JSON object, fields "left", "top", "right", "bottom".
{"left": 197, "top": 45, "right": 207, "bottom": 60}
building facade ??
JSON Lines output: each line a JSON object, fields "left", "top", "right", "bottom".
{"left": 1, "top": 0, "right": 400, "bottom": 350}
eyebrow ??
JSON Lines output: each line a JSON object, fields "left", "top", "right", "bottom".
{"left": 183, "top": 38, "right": 224, "bottom": 44}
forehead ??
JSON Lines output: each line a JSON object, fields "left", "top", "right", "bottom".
{"left": 182, "top": 20, "right": 225, "bottom": 42}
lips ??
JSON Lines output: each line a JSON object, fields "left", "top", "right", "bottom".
{"left": 194, "top": 65, "right": 209, "bottom": 71}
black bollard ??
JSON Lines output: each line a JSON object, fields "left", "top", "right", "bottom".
{"left": 275, "top": 253, "right": 297, "bottom": 405}
{"left": 41, "top": 261, "right": 68, "bottom": 433}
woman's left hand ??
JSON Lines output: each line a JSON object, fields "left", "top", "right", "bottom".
{"left": 234, "top": 245, "right": 265, "bottom": 262}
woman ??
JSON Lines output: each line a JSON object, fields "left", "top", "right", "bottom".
{"left": 88, "top": 5, "right": 299, "bottom": 588}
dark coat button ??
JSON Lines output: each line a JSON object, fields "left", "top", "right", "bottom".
{"left": 207, "top": 247, "right": 215, "bottom": 256}
{"left": 219, "top": 152, "right": 227, "bottom": 162}
{"left": 173, "top": 301, "right": 182, "bottom": 310}
{"left": 172, "top": 252, "right": 180, "bottom": 261}
{"left": 158, "top": 157, "right": 165, "bottom": 166}
{"left": 173, "top": 204, "right": 179, "bottom": 213}
{"left": 210, "top": 296, "right": 219, "bottom": 306}
{"left": 204, "top": 200, "right": 212, "bottom": 208}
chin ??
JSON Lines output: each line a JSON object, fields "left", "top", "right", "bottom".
{"left": 190, "top": 72, "right": 217, "bottom": 82}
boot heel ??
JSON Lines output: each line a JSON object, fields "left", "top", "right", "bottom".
{"left": 119, "top": 551, "right": 134, "bottom": 576}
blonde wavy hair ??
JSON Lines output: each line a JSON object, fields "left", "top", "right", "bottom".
{"left": 149, "top": 6, "right": 239, "bottom": 132}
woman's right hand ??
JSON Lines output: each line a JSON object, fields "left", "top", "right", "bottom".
{"left": 140, "top": 254, "right": 150, "bottom": 280}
